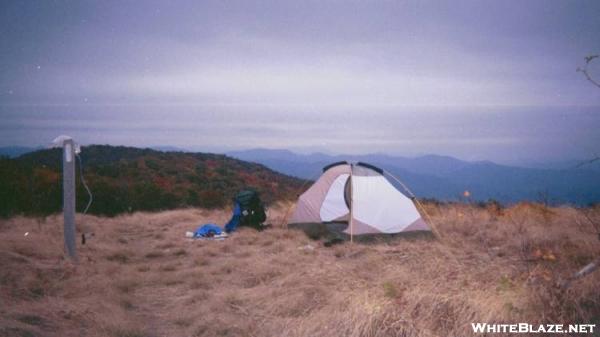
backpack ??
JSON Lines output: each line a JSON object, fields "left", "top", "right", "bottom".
{"left": 234, "top": 189, "right": 267, "bottom": 230}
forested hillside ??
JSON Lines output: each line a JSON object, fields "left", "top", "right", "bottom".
{"left": 0, "top": 146, "right": 305, "bottom": 217}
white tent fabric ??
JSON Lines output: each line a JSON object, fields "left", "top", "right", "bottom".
{"left": 320, "top": 174, "right": 350, "bottom": 221}
{"left": 351, "top": 175, "right": 421, "bottom": 233}
{"left": 289, "top": 162, "right": 430, "bottom": 235}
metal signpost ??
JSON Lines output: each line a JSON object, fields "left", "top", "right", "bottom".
{"left": 54, "top": 136, "right": 78, "bottom": 261}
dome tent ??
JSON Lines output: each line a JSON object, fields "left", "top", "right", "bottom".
{"left": 289, "top": 162, "right": 430, "bottom": 238}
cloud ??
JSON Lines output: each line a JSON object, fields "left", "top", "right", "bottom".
{"left": 1, "top": 1, "right": 600, "bottom": 163}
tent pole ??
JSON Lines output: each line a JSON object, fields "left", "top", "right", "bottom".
{"left": 384, "top": 170, "right": 441, "bottom": 239}
{"left": 349, "top": 163, "right": 354, "bottom": 243}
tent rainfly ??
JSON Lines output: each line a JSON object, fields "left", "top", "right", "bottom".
{"left": 289, "top": 161, "right": 430, "bottom": 236}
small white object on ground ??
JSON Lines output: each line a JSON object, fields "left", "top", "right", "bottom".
{"left": 24, "top": 232, "right": 29, "bottom": 237}
{"left": 298, "top": 244, "right": 315, "bottom": 251}
{"left": 185, "top": 231, "right": 194, "bottom": 238}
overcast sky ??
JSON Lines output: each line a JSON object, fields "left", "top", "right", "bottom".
{"left": 1, "top": 0, "right": 599, "bottom": 164}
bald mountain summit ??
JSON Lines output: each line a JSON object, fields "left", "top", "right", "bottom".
{"left": 0, "top": 145, "right": 305, "bottom": 217}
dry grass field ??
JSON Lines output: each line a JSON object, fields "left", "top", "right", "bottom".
{"left": 1, "top": 202, "right": 599, "bottom": 337}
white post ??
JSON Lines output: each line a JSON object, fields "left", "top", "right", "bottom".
{"left": 62, "top": 139, "right": 77, "bottom": 261}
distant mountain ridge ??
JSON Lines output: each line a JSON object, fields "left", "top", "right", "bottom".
{"left": 227, "top": 149, "right": 600, "bottom": 205}
{"left": 2, "top": 145, "right": 598, "bottom": 208}
{"left": 0, "top": 146, "right": 43, "bottom": 158}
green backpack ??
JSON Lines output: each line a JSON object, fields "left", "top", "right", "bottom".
{"left": 234, "top": 189, "right": 267, "bottom": 230}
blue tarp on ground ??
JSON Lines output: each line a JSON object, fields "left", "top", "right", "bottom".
{"left": 193, "top": 224, "right": 223, "bottom": 238}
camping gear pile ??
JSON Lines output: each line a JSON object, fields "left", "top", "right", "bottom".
{"left": 188, "top": 189, "right": 267, "bottom": 239}
{"left": 187, "top": 224, "right": 228, "bottom": 240}
{"left": 225, "top": 189, "right": 268, "bottom": 232}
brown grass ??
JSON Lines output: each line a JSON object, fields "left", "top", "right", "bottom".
{"left": 0, "top": 202, "right": 599, "bottom": 336}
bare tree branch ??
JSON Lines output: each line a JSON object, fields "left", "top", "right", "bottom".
{"left": 560, "top": 256, "right": 600, "bottom": 289}
{"left": 577, "top": 54, "right": 600, "bottom": 88}
{"left": 574, "top": 156, "right": 600, "bottom": 169}
{"left": 558, "top": 210, "right": 600, "bottom": 289}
